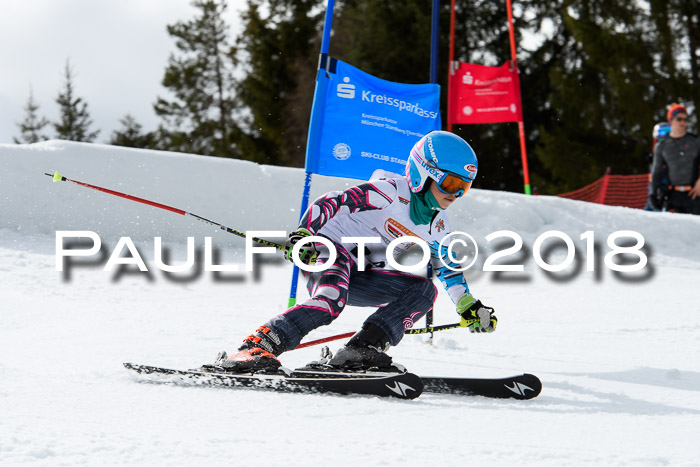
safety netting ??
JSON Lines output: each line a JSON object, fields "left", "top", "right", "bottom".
{"left": 557, "top": 170, "right": 649, "bottom": 209}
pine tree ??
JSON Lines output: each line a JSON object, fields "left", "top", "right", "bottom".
{"left": 110, "top": 114, "right": 158, "bottom": 149}
{"left": 442, "top": 0, "right": 529, "bottom": 192}
{"left": 524, "top": 0, "right": 696, "bottom": 193}
{"left": 679, "top": 0, "right": 700, "bottom": 101}
{"left": 154, "top": 0, "right": 239, "bottom": 157}
{"left": 332, "top": 0, "right": 439, "bottom": 84}
{"left": 654, "top": 0, "right": 699, "bottom": 109}
{"left": 229, "top": 0, "right": 694, "bottom": 192}
{"left": 54, "top": 60, "right": 100, "bottom": 142}
{"left": 234, "top": 0, "right": 324, "bottom": 166}
{"left": 14, "top": 87, "right": 50, "bottom": 144}
{"left": 332, "top": 0, "right": 528, "bottom": 191}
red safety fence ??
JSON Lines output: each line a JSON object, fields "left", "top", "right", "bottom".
{"left": 557, "top": 169, "right": 650, "bottom": 209}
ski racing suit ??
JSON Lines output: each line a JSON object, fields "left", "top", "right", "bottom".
{"left": 264, "top": 176, "right": 471, "bottom": 351}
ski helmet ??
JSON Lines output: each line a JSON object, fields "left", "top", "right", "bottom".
{"left": 405, "top": 131, "right": 478, "bottom": 195}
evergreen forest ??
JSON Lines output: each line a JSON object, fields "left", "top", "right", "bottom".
{"left": 15, "top": 0, "right": 699, "bottom": 194}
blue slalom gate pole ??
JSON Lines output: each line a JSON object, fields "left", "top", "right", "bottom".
{"left": 288, "top": 0, "right": 336, "bottom": 308}
{"left": 430, "top": 0, "right": 440, "bottom": 84}
{"left": 426, "top": 0, "right": 440, "bottom": 335}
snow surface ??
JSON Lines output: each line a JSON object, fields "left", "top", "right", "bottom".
{"left": 1, "top": 140, "right": 700, "bottom": 466}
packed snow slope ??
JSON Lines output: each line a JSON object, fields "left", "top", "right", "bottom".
{"left": 1, "top": 140, "right": 699, "bottom": 466}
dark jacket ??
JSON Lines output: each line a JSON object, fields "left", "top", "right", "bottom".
{"left": 651, "top": 133, "right": 700, "bottom": 191}
{"left": 649, "top": 132, "right": 700, "bottom": 211}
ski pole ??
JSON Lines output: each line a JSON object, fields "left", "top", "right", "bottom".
{"left": 294, "top": 322, "right": 465, "bottom": 350}
{"left": 295, "top": 332, "right": 356, "bottom": 349}
{"left": 404, "top": 322, "right": 464, "bottom": 334}
{"left": 46, "top": 171, "right": 285, "bottom": 251}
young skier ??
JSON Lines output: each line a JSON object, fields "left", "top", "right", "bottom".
{"left": 214, "top": 130, "right": 497, "bottom": 373}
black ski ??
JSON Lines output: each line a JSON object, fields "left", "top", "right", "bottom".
{"left": 421, "top": 373, "right": 542, "bottom": 400}
{"left": 123, "top": 363, "right": 423, "bottom": 400}
{"left": 293, "top": 366, "right": 542, "bottom": 400}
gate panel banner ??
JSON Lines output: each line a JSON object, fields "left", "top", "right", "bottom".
{"left": 305, "top": 57, "right": 441, "bottom": 180}
{"left": 448, "top": 61, "right": 523, "bottom": 124}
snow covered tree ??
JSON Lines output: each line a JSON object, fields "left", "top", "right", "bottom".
{"left": 14, "top": 87, "right": 50, "bottom": 144}
{"left": 154, "top": 0, "right": 239, "bottom": 157}
{"left": 53, "top": 60, "right": 100, "bottom": 142}
{"left": 110, "top": 114, "right": 158, "bottom": 149}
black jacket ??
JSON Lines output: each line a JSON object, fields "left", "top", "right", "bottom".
{"left": 650, "top": 132, "right": 700, "bottom": 193}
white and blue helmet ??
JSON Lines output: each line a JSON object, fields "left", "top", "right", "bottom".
{"left": 405, "top": 131, "right": 478, "bottom": 194}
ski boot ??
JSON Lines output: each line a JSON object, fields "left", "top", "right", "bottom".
{"left": 326, "top": 323, "right": 399, "bottom": 372}
{"left": 206, "top": 326, "right": 286, "bottom": 374}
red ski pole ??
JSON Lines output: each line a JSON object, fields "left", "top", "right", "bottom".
{"left": 294, "top": 322, "right": 464, "bottom": 350}
{"left": 295, "top": 332, "right": 356, "bottom": 349}
{"left": 46, "top": 171, "right": 284, "bottom": 251}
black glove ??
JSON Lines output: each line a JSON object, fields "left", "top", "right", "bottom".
{"left": 283, "top": 228, "right": 318, "bottom": 265}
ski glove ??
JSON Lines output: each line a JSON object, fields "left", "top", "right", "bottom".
{"left": 283, "top": 228, "right": 318, "bottom": 265}
{"left": 456, "top": 294, "right": 497, "bottom": 333}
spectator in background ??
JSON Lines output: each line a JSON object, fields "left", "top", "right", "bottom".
{"left": 649, "top": 103, "right": 700, "bottom": 214}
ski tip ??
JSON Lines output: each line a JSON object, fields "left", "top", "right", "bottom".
{"left": 521, "top": 373, "right": 543, "bottom": 399}
{"left": 52, "top": 171, "right": 62, "bottom": 182}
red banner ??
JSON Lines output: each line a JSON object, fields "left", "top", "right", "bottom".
{"left": 448, "top": 62, "right": 523, "bottom": 125}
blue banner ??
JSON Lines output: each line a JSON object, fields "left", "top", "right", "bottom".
{"left": 305, "top": 57, "right": 441, "bottom": 180}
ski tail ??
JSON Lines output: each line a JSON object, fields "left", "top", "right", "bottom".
{"left": 124, "top": 363, "right": 423, "bottom": 400}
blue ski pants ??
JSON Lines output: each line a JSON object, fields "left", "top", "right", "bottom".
{"left": 265, "top": 244, "right": 437, "bottom": 352}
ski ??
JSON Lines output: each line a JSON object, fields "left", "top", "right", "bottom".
{"left": 124, "top": 363, "right": 541, "bottom": 400}
{"left": 421, "top": 373, "right": 542, "bottom": 400}
{"left": 294, "top": 366, "right": 541, "bottom": 400}
{"left": 123, "top": 363, "right": 423, "bottom": 400}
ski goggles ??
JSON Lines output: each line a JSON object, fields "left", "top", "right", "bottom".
{"left": 436, "top": 173, "right": 471, "bottom": 198}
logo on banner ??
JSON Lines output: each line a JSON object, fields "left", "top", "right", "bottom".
{"left": 332, "top": 143, "right": 351, "bottom": 161}
{"left": 449, "top": 62, "right": 523, "bottom": 125}
{"left": 310, "top": 58, "right": 441, "bottom": 179}
{"left": 337, "top": 77, "right": 355, "bottom": 99}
